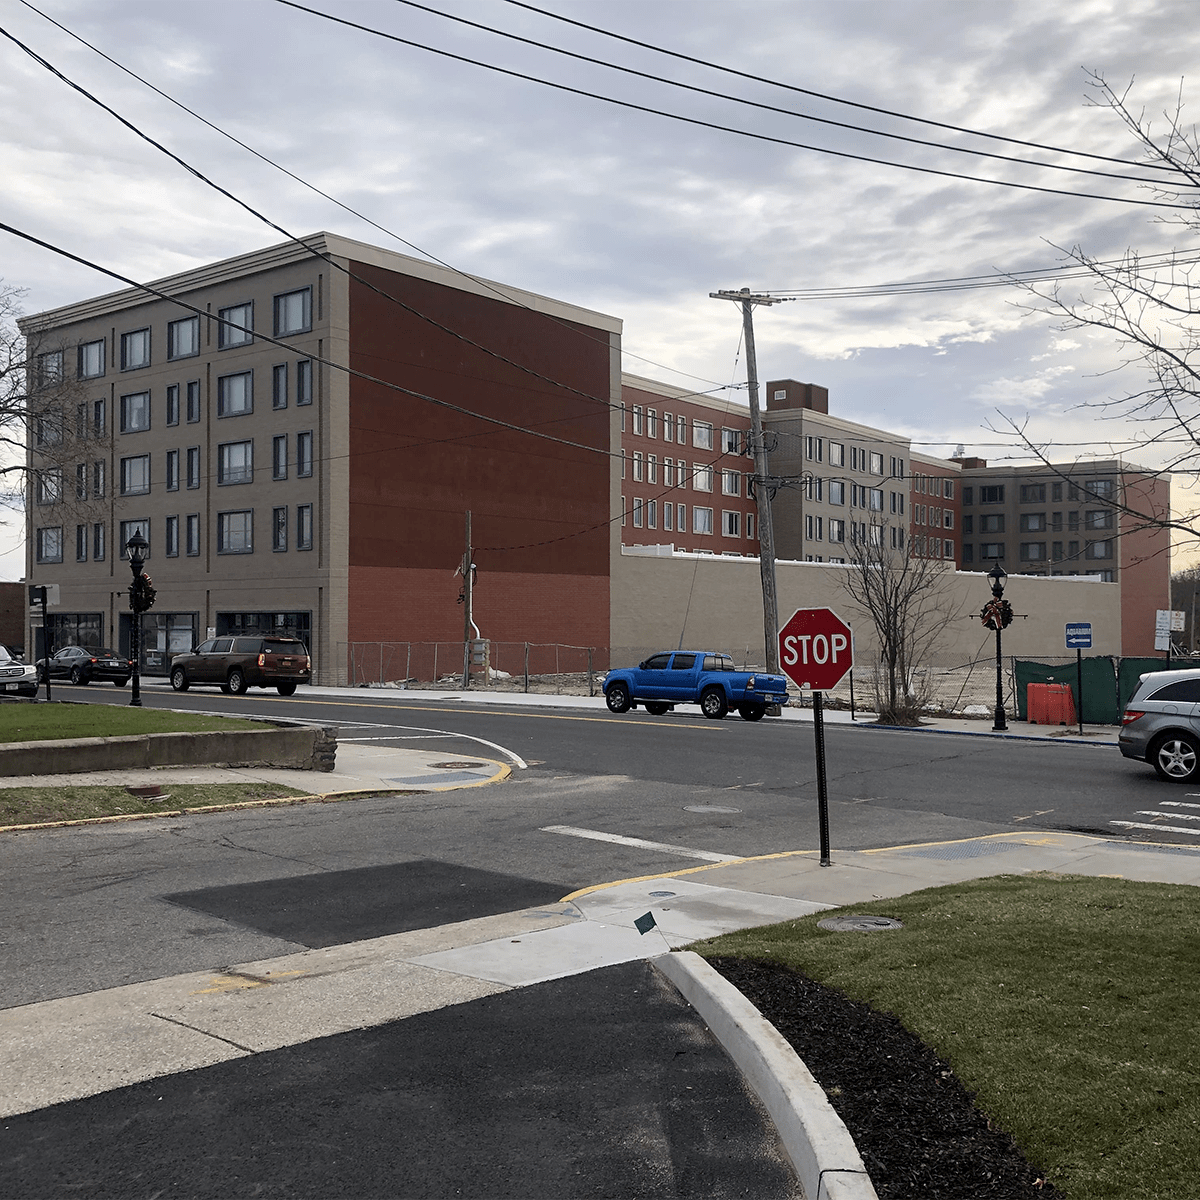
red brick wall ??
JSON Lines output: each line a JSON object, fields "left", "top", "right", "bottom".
{"left": 1120, "top": 472, "right": 1171, "bottom": 655}
{"left": 347, "top": 263, "right": 613, "bottom": 651}
{"left": 0, "top": 582, "right": 24, "bottom": 652}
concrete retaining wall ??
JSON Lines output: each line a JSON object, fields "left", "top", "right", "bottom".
{"left": 0, "top": 723, "right": 338, "bottom": 777}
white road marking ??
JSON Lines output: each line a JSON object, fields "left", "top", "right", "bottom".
{"left": 1158, "top": 800, "right": 1200, "bottom": 809}
{"left": 1134, "top": 809, "right": 1200, "bottom": 822}
{"left": 342, "top": 722, "right": 527, "bottom": 768}
{"left": 541, "top": 825, "right": 740, "bottom": 862}
{"left": 341, "top": 735, "right": 458, "bottom": 742}
{"left": 1110, "top": 821, "right": 1200, "bottom": 836}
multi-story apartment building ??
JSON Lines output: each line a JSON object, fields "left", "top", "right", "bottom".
{"left": 762, "top": 380, "right": 915, "bottom": 562}
{"left": 954, "top": 457, "right": 1170, "bottom": 654}
{"left": 21, "top": 233, "right": 621, "bottom": 679}
{"left": 619, "top": 375, "right": 759, "bottom": 555}
{"left": 909, "top": 451, "right": 962, "bottom": 563}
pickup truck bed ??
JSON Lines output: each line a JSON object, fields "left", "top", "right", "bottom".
{"left": 603, "top": 651, "right": 790, "bottom": 720}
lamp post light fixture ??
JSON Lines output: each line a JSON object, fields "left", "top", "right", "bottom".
{"left": 126, "top": 530, "right": 148, "bottom": 707}
{"left": 987, "top": 563, "right": 1009, "bottom": 732}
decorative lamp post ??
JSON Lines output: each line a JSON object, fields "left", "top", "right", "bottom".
{"left": 981, "top": 563, "right": 1013, "bottom": 732}
{"left": 126, "top": 530, "right": 150, "bottom": 707}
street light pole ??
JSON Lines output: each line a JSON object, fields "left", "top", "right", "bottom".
{"left": 126, "top": 530, "right": 148, "bottom": 707}
{"left": 988, "top": 564, "right": 1008, "bottom": 732}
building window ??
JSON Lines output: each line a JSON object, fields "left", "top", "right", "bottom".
{"left": 165, "top": 515, "right": 179, "bottom": 557}
{"left": 647, "top": 409, "right": 658, "bottom": 439}
{"left": 120, "top": 391, "right": 150, "bottom": 433}
{"left": 943, "top": 510, "right": 954, "bottom": 529}
{"left": 722, "top": 428, "right": 740, "bottom": 454}
{"left": 92, "top": 459, "right": 105, "bottom": 498}
{"left": 186, "top": 380, "right": 201, "bottom": 423}
{"left": 1087, "top": 539, "right": 1113, "bottom": 560}
{"left": 36, "top": 526, "right": 63, "bottom": 563}
{"left": 723, "top": 510, "right": 741, "bottom": 537}
{"left": 120, "top": 328, "right": 150, "bottom": 370}
{"left": 980, "top": 485, "right": 1005, "bottom": 504}
{"left": 166, "top": 384, "right": 180, "bottom": 426}
{"left": 678, "top": 503, "right": 687, "bottom": 533}
{"left": 274, "top": 287, "right": 312, "bottom": 336}
{"left": 298, "top": 431, "right": 314, "bottom": 478}
{"left": 693, "top": 464, "right": 713, "bottom": 492}
{"left": 825, "top": 518, "right": 842, "bottom": 543}
{"left": 620, "top": 495, "right": 626, "bottom": 526}
{"left": 1020, "top": 542, "right": 1047, "bottom": 562}
{"left": 676, "top": 415, "right": 687, "bottom": 443}
{"left": 120, "top": 454, "right": 151, "bottom": 496}
{"left": 167, "top": 316, "right": 200, "bottom": 360}
{"left": 869, "top": 451, "right": 884, "bottom": 475}
{"left": 36, "top": 350, "right": 64, "bottom": 386}
{"left": 273, "top": 506, "right": 288, "bottom": 552}
{"left": 962, "top": 486, "right": 973, "bottom": 506}
{"left": 74, "top": 463, "right": 86, "bottom": 501}
{"left": 273, "top": 364, "right": 288, "bottom": 409}
{"left": 75, "top": 524, "right": 87, "bottom": 563}
{"left": 1085, "top": 479, "right": 1114, "bottom": 500}
{"left": 297, "top": 504, "right": 313, "bottom": 550}
{"left": 663, "top": 458, "right": 674, "bottom": 487}
{"left": 806, "top": 475, "right": 823, "bottom": 502}
{"left": 1019, "top": 483, "right": 1046, "bottom": 503}
{"left": 273, "top": 435, "right": 288, "bottom": 481}
{"left": 944, "top": 480, "right": 955, "bottom": 501}
{"left": 663, "top": 412, "right": 673, "bottom": 442}
{"left": 1052, "top": 540, "right": 1064, "bottom": 560}
{"left": 36, "top": 468, "right": 62, "bottom": 505}
{"left": 963, "top": 515, "right": 973, "bottom": 534}
{"left": 632, "top": 406, "right": 644, "bottom": 436}
{"left": 93, "top": 522, "right": 105, "bottom": 561}
{"left": 187, "top": 446, "right": 201, "bottom": 489}
{"left": 693, "top": 421, "right": 713, "bottom": 450}
{"left": 632, "top": 452, "right": 643, "bottom": 482}
{"left": 119, "top": 519, "right": 149, "bottom": 559}
{"left": 1086, "top": 510, "right": 1114, "bottom": 530}
{"left": 962, "top": 543, "right": 973, "bottom": 563}
{"left": 166, "top": 448, "right": 180, "bottom": 491}
{"left": 218, "top": 440, "right": 254, "bottom": 485}
{"left": 78, "top": 339, "right": 105, "bottom": 379}
{"left": 217, "top": 510, "right": 253, "bottom": 554}
{"left": 296, "top": 359, "right": 313, "bottom": 405}
{"left": 647, "top": 454, "right": 657, "bottom": 484}
{"left": 869, "top": 488, "right": 884, "bottom": 511}
{"left": 632, "top": 497, "right": 643, "bottom": 528}
{"left": 647, "top": 499, "right": 657, "bottom": 529}
{"left": 1020, "top": 512, "right": 1046, "bottom": 532}
{"left": 218, "top": 302, "right": 253, "bottom": 348}
{"left": 980, "top": 513, "right": 1005, "bottom": 534}
{"left": 217, "top": 371, "right": 253, "bottom": 416}
{"left": 806, "top": 436, "right": 823, "bottom": 462}
{"left": 828, "top": 442, "right": 845, "bottom": 468}
{"left": 890, "top": 456, "right": 904, "bottom": 478}
{"left": 722, "top": 469, "right": 740, "bottom": 496}
{"left": 747, "top": 512, "right": 755, "bottom": 540}
{"left": 663, "top": 502, "right": 673, "bottom": 532}
{"left": 186, "top": 514, "right": 200, "bottom": 557}
{"left": 981, "top": 542, "right": 1005, "bottom": 560}
{"left": 620, "top": 403, "right": 626, "bottom": 433}
{"left": 693, "top": 506, "right": 713, "bottom": 535}
{"left": 828, "top": 480, "right": 845, "bottom": 506}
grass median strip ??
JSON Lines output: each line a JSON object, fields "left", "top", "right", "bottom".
{"left": 691, "top": 873, "right": 1198, "bottom": 1200}
{"left": 0, "top": 705, "right": 262, "bottom": 743}
{"left": 0, "top": 782, "right": 313, "bottom": 826}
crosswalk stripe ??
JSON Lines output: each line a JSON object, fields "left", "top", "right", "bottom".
{"left": 1110, "top": 821, "right": 1200, "bottom": 836}
{"left": 1135, "top": 810, "right": 1200, "bottom": 822}
{"left": 541, "top": 825, "right": 740, "bottom": 862}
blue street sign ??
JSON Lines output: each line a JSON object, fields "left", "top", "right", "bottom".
{"left": 1065, "top": 622, "right": 1093, "bottom": 650}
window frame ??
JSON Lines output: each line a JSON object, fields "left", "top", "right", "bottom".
{"left": 217, "top": 439, "right": 254, "bottom": 486}
{"left": 273, "top": 287, "right": 312, "bottom": 337}
{"left": 77, "top": 339, "right": 105, "bottom": 379}
{"left": 167, "top": 315, "right": 200, "bottom": 361}
{"left": 217, "top": 509, "right": 254, "bottom": 555}
{"left": 217, "top": 301, "right": 254, "bottom": 349}
{"left": 119, "top": 391, "right": 151, "bottom": 434}
{"left": 119, "top": 328, "right": 150, "bottom": 371}
{"left": 119, "top": 453, "right": 151, "bottom": 497}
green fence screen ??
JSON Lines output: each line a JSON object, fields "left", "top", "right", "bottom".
{"left": 1117, "top": 657, "right": 1180, "bottom": 710}
{"left": 1014, "top": 657, "right": 1120, "bottom": 725}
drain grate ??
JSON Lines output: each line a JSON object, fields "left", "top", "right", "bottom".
{"left": 818, "top": 915, "right": 904, "bottom": 933}
{"left": 898, "top": 840, "right": 1024, "bottom": 862}
{"left": 684, "top": 805, "right": 742, "bottom": 814}
{"left": 431, "top": 761, "right": 486, "bottom": 770}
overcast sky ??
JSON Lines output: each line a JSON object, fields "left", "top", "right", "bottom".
{"left": 3, "top": 0, "right": 1199, "bottom": 579}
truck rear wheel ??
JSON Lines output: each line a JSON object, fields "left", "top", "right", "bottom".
{"left": 701, "top": 687, "right": 728, "bottom": 720}
{"left": 738, "top": 702, "right": 766, "bottom": 722}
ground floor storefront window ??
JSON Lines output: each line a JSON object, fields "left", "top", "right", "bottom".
{"left": 216, "top": 611, "right": 311, "bottom": 648}
{"left": 119, "top": 612, "right": 198, "bottom": 675}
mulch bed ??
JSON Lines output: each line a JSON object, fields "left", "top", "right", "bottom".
{"left": 706, "top": 957, "right": 1059, "bottom": 1199}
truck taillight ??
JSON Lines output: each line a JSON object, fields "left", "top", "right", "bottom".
{"left": 258, "top": 653, "right": 266, "bottom": 666}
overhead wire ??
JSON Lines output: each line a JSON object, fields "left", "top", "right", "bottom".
{"left": 395, "top": 0, "right": 1196, "bottom": 190}
{"left": 12, "top": 0, "right": 729, "bottom": 394}
{"left": 273, "top": 0, "right": 1182, "bottom": 208}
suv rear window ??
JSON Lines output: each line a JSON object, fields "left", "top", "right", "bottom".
{"left": 234, "top": 638, "right": 262, "bottom": 653}
{"left": 1147, "top": 679, "right": 1200, "bottom": 702}
{"left": 265, "top": 640, "right": 306, "bottom": 656}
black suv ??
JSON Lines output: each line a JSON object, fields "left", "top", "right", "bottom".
{"left": 169, "top": 636, "right": 311, "bottom": 696}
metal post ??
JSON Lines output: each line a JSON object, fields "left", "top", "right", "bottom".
{"left": 587, "top": 647, "right": 594, "bottom": 697}
{"left": 462, "top": 511, "right": 473, "bottom": 688}
{"left": 993, "top": 625, "right": 1006, "bottom": 731}
{"left": 129, "top": 604, "right": 142, "bottom": 707}
{"left": 1076, "top": 647, "right": 1084, "bottom": 736}
{"left": 524, "top": 642, "right": 529, "bottom": 693}
{"left": 40, "top": 587, "right": 51, "bottom": 704}
{"left": 813, "top": 689, "right": 831, "bottom": 867}
{"left": 405, "top": 643, "right": 411, "bottom": 689}
{"left": 849, "top": 668, "right": 855, "bottom": 721}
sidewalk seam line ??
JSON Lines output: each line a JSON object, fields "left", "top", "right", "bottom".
{"left": 149, "top": 1011, "right": 255, "bottom": 1054}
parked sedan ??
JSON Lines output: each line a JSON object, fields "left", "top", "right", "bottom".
{"left": 0, "top": 644, "right": 38, "bottom": 697}
{"left": 38, "top": 646, "right": 132, "bottom": 687}
{"left": 1119, "top": 668, "right": 1200, "bottom": 781}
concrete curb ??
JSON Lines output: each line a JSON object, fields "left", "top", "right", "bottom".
{"left": 865, "top": 721, "right": 1114, "bottom": 746}
{"left": 653, "top": 951, "right": 878, "bottom": 1200}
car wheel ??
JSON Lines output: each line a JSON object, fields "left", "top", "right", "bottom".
{"left": 277, "top": 682, "right": 297, "bottom": 696}
{"left": 606, "top": 682, "right": 631, "bottom": 713}
{"left": 114, "top": 677, "right": 128, "bottom": 687}
{"left": 645, "top": 702, "right": 669, "bottom": 715}
{"left": 1151, "top": 733, "right": 1200, "bottom": 782}
{"left": 69, "top": 667, "right": 87, "bottom": 686}
{"left": 738, "top": 702, "right": 766, "bottom": 722}
{"left": 170, "top": 667, "right": 189, "bottom": 692}
{"left": 227, "top": 668, "right": 249, "bottom": 695}
{"left": 701, "top": 687, "right": 729, "bottom": 720}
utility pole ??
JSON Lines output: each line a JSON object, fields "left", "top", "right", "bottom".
{"left": 709, "top": 287, "right": 787, "bottom": 674}
{"left": 461, "top": 510, "right": 473, "bottom": 688}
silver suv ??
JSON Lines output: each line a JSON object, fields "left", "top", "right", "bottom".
{"left": 1119, "top": 668, "right": 1200, "bottom": 781}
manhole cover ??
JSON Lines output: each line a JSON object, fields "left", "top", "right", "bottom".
{"left": 648, "top": 890, "right": 676, "bottom": 898}
{"left": 818, "top": 915, "right": 904, "bottom": 933}
{"left": 684, "top": 805, "right": 742, "bottom": 814}
{"left": 431, "top": 761, "right": 486, "bottom": 769}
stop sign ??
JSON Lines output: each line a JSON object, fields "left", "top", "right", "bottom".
{"left": 778, "top": 607, "right": 854, "bottom": 691}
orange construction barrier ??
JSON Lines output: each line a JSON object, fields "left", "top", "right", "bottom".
{"left": 1027, "top": 682, "right": 1077, "bottom": 725}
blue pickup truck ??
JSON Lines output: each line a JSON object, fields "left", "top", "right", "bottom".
{"left": 603, "top": 651, "right": 790, "bottom": 721}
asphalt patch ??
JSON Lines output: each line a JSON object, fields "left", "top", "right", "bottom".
{"left": 164, "top": 859, "right": 568, "bottom": 948}
{"left": 3, "top": 962, "right": 799, "bottom": 1199}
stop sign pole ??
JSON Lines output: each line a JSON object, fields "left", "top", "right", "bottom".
{"left": 779, "top": 608, "right": 854, "bottom": 867}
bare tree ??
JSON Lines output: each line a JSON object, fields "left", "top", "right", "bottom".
{"left": 840, "top": 527, "right": 963, "bottom": 725}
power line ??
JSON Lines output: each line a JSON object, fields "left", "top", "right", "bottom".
{"left": 13, "top": 0, "right": 729, "bottom": 395}
{"left": 395, "top": 0, "right": 1195, "bottom": 191}
{"left": 504, "top": 0, "right": 1181, "bottom": 175}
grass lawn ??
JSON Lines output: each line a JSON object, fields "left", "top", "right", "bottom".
{"left": 0, "top": 782, "right": 314, "bottom": 827}
{"left": 0, "top": 703, "right": 263, "bottom": 743}
{"left": 691, "top": 874, "right": 1199, "bottom": 1200}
